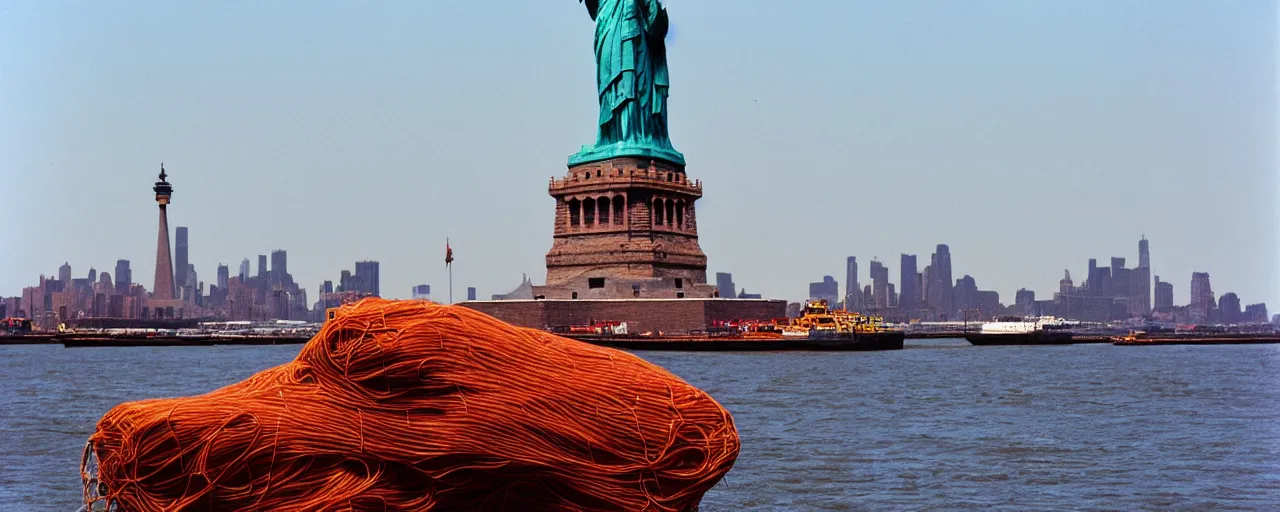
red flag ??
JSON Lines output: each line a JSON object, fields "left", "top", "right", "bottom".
{"left": 445, "top": 239, "right": 454, "bottom": 268}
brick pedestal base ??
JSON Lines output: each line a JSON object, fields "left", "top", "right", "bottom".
{"left": 542, "top": 157, "right": 710, "bottom": 297}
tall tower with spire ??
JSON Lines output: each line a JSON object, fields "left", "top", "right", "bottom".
{"left": 152, "top": 164, "right": 176, "bottom": 300}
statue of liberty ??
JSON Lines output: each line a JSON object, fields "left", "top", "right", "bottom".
{"left": 570, "top": 0, "right": 685, "bottom": 166}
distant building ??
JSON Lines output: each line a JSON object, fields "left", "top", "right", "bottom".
{"left": 355, "top": 261, "right": 380, "bottom": 297}
{"left": 271, "top": 250, "right": 288, "bottom": 285}
{"left": 1190, "top": 272, "right": 1213, "bottom": 322}
{"left": 715, "top": 272, "right": 735, "bottom": 298}
{"left": 257, "top": 255, "right": 268, "bottom": 279}
{"left": 927, "top": 244, "right": 953, "bottom": 319}
{"left": 844, "top": 257, "right": 858, "bottom": 310}
{"left": 339, "top": 270, "right": 356, "bottom": 292}
{"left": 493, "top": 274, "right": 535, "bottom": 300}
{"left": 869, "top": 260, "right": 889, "bottom": 309}
{"left": 1154, "top": 276, "right": 1174, "bottom": 312}
{"left": 59, "top": 262, "right": 72, "bottom": 287}
{"left": 1134, "top": 236, "right": 1151, "bottom": 314}
{"left": 899, "top": 254, "right": 918, "bottom": 311}
{"left": 1244, "top": 303, "right": 1268, "bottom": 324}
{"left": 412, "top": 285, "right": 431, "bottom": 300}
{"left": 808, "top": 275, "right": 839, "bottom": 306}
{"left": 953, "top": 275, "right": 978, "bottom": 315}
{"left": 114, "top": 259, "right": 131, "bottom": 294}
{"left": 1, "top": 297, "right": 20, "bottom": 318}
{"left": 175, "top": 227, "right": 189, "bottom": 292}
{"left": 1015, "top": 288, "right": 1036, "bottom": 315}
{"left": 1218, "top": 293, "right": 1241, "bottom": 324}
{"left": 239, "top": 258, "right": 251, "bottom": 280}
{"left": 467, "top": 287, "right": 477, "bottom": 301}
{"left": 737, "top": 289, "right": 762, "bottom": 299}
{"left": 1110, "top": 257, "right": 1129, "bottom": 304}
{"left": 217, "top": 264, "right": 230, "bottom": 291}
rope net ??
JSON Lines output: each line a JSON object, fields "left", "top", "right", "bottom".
{"left": 86, "top": 298, "right": 739, "bottom": 511}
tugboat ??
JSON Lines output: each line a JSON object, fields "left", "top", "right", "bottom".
{"left": 790, "top": 299, "right": 905, "bottom": 351}
{"left": 964, "top": 316, "right": 1074, "bottom": 346}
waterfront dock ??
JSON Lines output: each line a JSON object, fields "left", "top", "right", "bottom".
{"left": 58, "top": 334, "right": 311, "bottom": 347}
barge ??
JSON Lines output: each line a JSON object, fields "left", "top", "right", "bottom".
{"left": 560, "top": 299, "right": 905, "bottom": 351}
{"left": 58, "top": 333, "right": 312, "bottom": 347}
{"left": 1112, "top": 331, "right": 1280, "bottom": 346}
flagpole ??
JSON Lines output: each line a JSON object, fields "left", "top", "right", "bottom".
{"left": 447, "top": 237, "right": 453, "bottom": 304}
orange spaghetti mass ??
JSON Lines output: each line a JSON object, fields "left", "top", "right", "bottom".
{"left": 86, "top": 298, "right": 740, "bottom": 511}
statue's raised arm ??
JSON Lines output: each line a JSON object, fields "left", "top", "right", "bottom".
{"left": 570, "top": 0, "right": 684, "bottom": 166}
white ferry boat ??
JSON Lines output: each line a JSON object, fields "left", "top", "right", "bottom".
{"left": 965, "top": 316, "right": 1075, "bottom": 346}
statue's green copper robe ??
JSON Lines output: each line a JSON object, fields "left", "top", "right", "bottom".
{"left": 571, "top": 0, "right": 684, "bottom": 166}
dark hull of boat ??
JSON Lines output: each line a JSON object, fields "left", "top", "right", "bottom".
{"left": 60, "top": 335, "right": 311, "bottom": 347}
{"left": 570, "top": 331, "right": 905, "bottom": 352}
{"left": 964, "top": 331, "right": 1074, "bottom": 346}
{"left": 0, "top": 334, "right": 58, "bottom": 345}
{"left": 1114, "top": 335, "right": 1280, "bottom": 346}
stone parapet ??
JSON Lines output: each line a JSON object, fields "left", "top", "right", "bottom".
{"left": 459, "top": 298, "right": 788, "bottom": 335}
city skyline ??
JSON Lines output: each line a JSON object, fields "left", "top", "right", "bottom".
{"left": 2, "top": 1, "right": 1275, "bottom": 307}
{"left": 9, "top": 203, "right": 1268, "bottom": 318}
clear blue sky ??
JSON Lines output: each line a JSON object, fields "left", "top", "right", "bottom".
{"left": 2, "top": 0, "right": 1276, "bottom": 307}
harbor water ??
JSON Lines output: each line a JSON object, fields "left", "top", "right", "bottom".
{"left": 2, "top": 340, "right": 1278, "bottom": 510}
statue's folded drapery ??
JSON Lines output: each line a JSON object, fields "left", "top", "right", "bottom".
{"left": 581, "top": 0, "right": 679, "bottom": 160}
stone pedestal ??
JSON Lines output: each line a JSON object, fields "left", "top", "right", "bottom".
{"left": 537, "top": 157, "right": 714, "bottom": 300}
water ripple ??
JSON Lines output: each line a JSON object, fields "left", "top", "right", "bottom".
{"left": 1, "top": 341, "right": 1279, "bottom": 510}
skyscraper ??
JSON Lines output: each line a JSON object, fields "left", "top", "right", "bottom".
{"left": 114, "top": 259, "right": 131, "bottom": 294}
{"left": 355, "top": 261, "right": 380, "bottom": 297}
{"left": 59, "top": 262, "right": 71, "bottom": 285}
{"left": 1110, "top": 257, "right": 1130, "bottom": 305}
{"left": 175, "top": 227, "right": 189, "bottom": 292}
{"left": 183, "top": 265, "right": 197, "bottom": 299}
{"left": 239, "top": 258, "right": 251, "bottom": 280}
{"left": 928, "top": 244, "right": 953, "bottom": 317}
{"left": 844, "top": 257, "right": 858, "bottom": 310}
{"left": 715, "top": 272, "right": 735, "bottom": 298}
{"left": 467, "top": 287, "right": 477, "bottom": 301}
{"left": 217, "top": 264, "right": 230, "bottom": 291}
{"left": 151, "top": 165, "right": 176, "bottom": 300}
{"left": 1154, "top": 276, "right": 1174, "bottom": 312}
{"left": 899, "top": 254, "right": 918, "bottom": 310}
{"left": 1134, "top": 236, "right": 1151, "bottom": 315}
{"left": 1218, "top": 293, "right": 1241, "bottom": 324}
{"left": 257, "top": 255, "right": 268, "bottom": 279}
{"left": 870, "top": 260, "right": 889, "bottom": 309}
{"left": 271, "top": 250, "right": 288, "bottom": 284}
{"left": 1087, "top": 258, "right": 1099, "bottom": 294}
{"left": 1190, "top": 272, "right": 1213, "bottom": 322}
{"left": 412, "top": 285, "right": 430, "bottom": 300}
